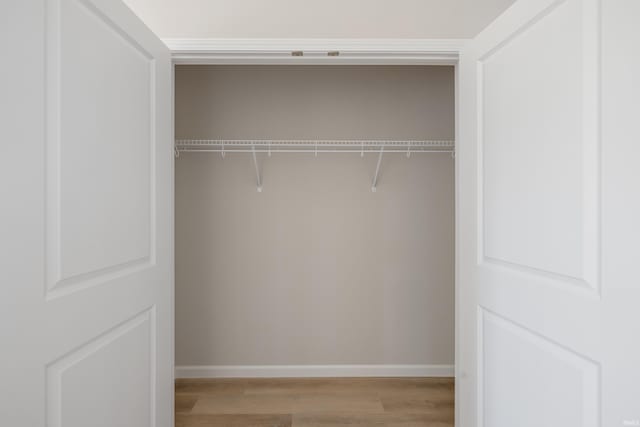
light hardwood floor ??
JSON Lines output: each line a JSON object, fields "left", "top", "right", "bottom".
{"left": 175, "top": 377, "right": 454, "bottom": 427}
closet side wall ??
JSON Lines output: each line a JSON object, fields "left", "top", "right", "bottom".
{"left": 175, "top": 65, "right": 455, "bottom": 369}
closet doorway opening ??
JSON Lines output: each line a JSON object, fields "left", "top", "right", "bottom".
{"left": 173, "top": 64, "right": 457, "bottom": 425}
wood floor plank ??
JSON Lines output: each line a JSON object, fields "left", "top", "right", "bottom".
{"left": 175, "top": 394, "right": 199, "bottom": 413}
{"left": 190, "top": 395, "right": 297, "bottom": 414}
{"left": 292, "top": 413, "right": 454, "bottom": 427}
{"left": 191, "top": 393, "right": 385, "bottom": 415}
{"left": 293, "top": 394, "right": 385, "bottom": 414}
{"left": 380, "top": 397, "right": 454, "bottom": 415}
{"left": 176, "top": 414, "right": 292, "bottom": 427}
{"left": 245, "top": 378, "right": 454, "bottom": 396}
{"left": 176, "top": 378, "right": 246, "bottom": 396}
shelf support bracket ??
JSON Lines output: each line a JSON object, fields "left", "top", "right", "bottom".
{"left": 371, "top": 146, "right": 384, "bottom": 192}
{"left": 252, "top": 145, "right": 263, "bottom": 192}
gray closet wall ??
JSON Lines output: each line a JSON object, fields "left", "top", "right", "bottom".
{"left": 175, "top": 65, "right": 455, "bottom": 367}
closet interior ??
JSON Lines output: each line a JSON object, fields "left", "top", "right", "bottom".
{"left": 174, "top": 65, "right": 455, "bottom": 376}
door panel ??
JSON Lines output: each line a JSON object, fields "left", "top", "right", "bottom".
{"left": 1, "top": 0, "right": 172, "bottom": 426}
{"left": 460, "top": 0, "right": 640, "bottom": 426}
{"left": 480, "top": 309, "right": 598, "bottom": 427}
{"left": 480, "top": 0, "right": 596, "bottom": 285}
{"left": 48, "top": 309, "right": 154, "bottom": 427}
{"left": 49, "top": 0, "right": 155, "bottom": 295}
{"left": 458, "top": 0, "right": 610, "bottom": 425}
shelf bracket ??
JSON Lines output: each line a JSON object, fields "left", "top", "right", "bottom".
{"left": 371, "top": 146, "right": 385, "bottom": 192}
{"left": 252, "top": 145, "right": 263, "bottom": 192}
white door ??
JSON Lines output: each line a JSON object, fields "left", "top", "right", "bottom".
{"left": 458, "top": 0, "right": 640, "bottom": 426}
{"left": 0, "top": 0, "right": 173, "bottom": 426}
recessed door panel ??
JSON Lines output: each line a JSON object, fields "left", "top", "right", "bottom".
{"left": 480, "top": 0, "right": 598, "bottom": 289}
{"left": 480, "top": 309, "right": 598, "bottom": 427}
{"left": 47, "top": 0, "right": 156, "bottom": 296}
{"left": 47, "top": 310, "right": 155, "bottom": 427}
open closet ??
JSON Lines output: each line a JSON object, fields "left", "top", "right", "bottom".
{"left": 173, "top": 65, "right": 456, "bottom": 377}
{"left": 9, "top": 0, "right": 637, "bottom": 424}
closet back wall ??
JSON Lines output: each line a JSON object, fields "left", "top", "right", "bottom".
{"left": 175, "top": 65, "right": 455, "bottom": 371}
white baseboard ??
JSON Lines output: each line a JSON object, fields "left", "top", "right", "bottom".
{"left": 175, "top": 364, "right": 454, "bottom": 379}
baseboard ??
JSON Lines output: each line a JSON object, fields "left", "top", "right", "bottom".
{"left": 175, "top": 364, "right": 454, "bottom": 379}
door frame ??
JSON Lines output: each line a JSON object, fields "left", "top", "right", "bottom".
{"left": 164, "top": 38, "right": 465, "bottom": 65}
{"left": 166, "top": 37, "right": 466, "bottom": 423}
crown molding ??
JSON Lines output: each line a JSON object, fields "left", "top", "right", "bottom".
{"left": 163, "top": 38, "right": 466, "bottom": 65}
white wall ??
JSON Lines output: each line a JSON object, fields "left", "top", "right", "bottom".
{"left": 123, "top": 0, "right": 515, "bottom": 39}
{"left": 174, "top": 66, "right": 455, "bottom": 371}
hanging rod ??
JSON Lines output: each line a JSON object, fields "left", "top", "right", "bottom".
{"left": 175, "top": 139, "right": 455, "bottom": 155}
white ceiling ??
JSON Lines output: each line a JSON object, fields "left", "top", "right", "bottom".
{"left": 123, "top": 0, "right": 516, "bottom": 40}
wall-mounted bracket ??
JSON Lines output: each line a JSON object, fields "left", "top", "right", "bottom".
{"left": 371, "top": 146, "right": 385, "bottom": 193}
{"left": 252, "top": 145, "right": 262, "bottom": 192}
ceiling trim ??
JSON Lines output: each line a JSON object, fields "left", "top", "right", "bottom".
{"left": 163, "top": 38, "right": 467, "bottom": 65}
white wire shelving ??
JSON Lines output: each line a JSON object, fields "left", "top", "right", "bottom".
{"left": 174, "top": 139, "right": 455, "bottom": 192}
{"left": 175, "top": 139, "right": 455, "bottom": 155}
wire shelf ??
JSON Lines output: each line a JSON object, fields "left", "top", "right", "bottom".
{"left": 174, "top": 139, "right": 455, "bottom": 192}
{"left": 175, "top": 139, "right": 455, "bottom": 154}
